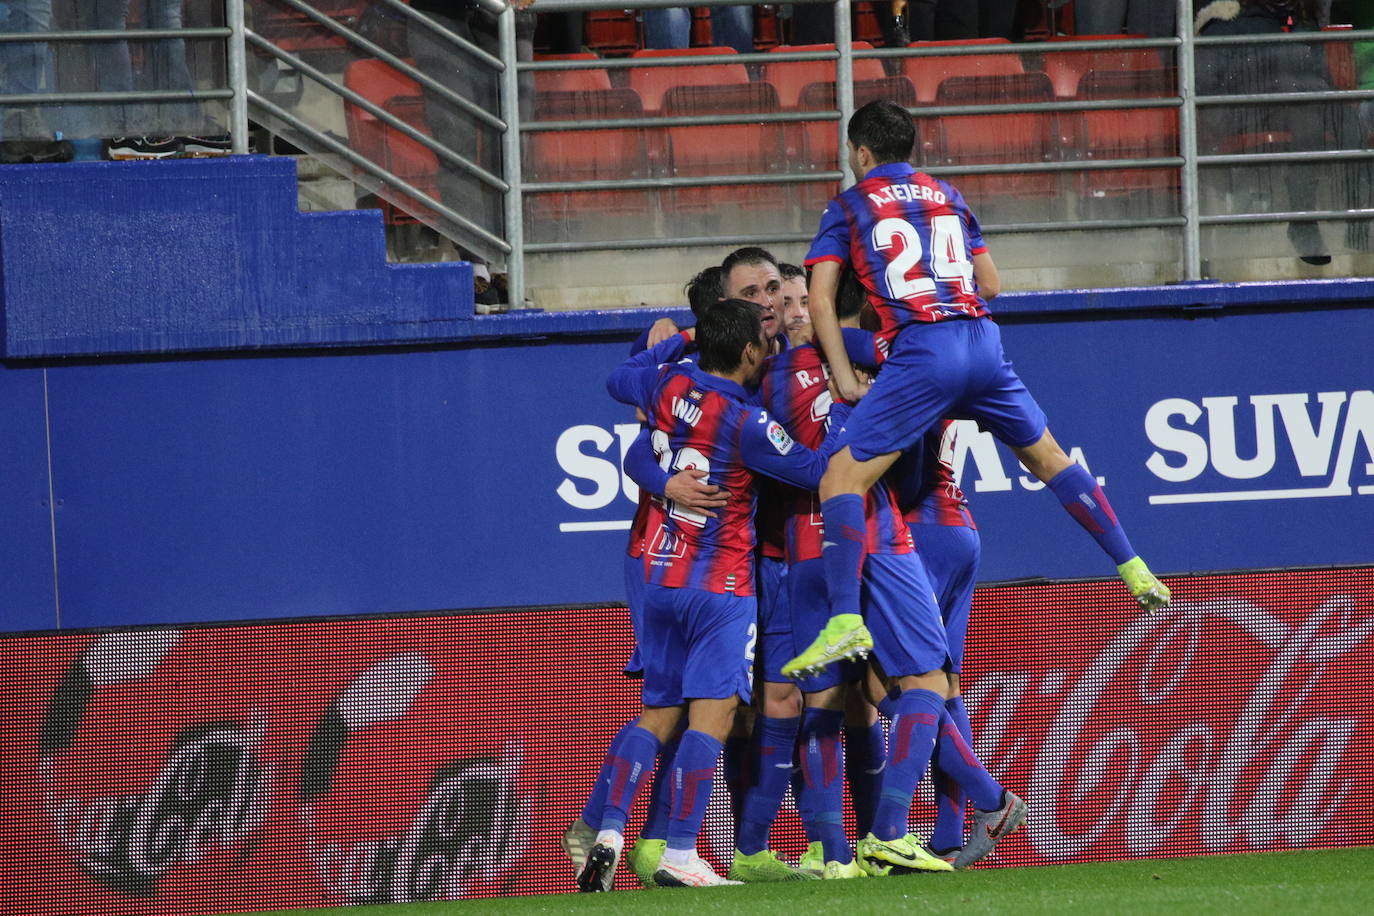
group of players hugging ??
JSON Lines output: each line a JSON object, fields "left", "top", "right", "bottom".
{"left": 561, "top": 100, "right": 1173, "bottom": 890}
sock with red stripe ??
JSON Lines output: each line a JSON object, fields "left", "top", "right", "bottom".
{"left": 666, "top": 729, "right": 724, "bottom": 852}
{"left": 639, "top": 731, "right": 681, "bottom": 841}
{"left": 930, "top": 697, "right": 974, "bottom": 851}
{"left": 934, "top": 707, "right": 1002, "bottom": 811}
{"left": 736, "top": 715, "right": 800, "bottom": 855}
{"left": 797, "top": 707, "right": 851, "bottom": 863}
{"left": 871, "top": 688, "right": 944, "bottom": 841}
{"left": 580, "top": 717, "right": 637, "bottom": 827}
{"left": 844, "top": 721, "right": 886, "bottom": 839}
{"left": 1047, "top": 464, "right": 1135, "bottom": 565}
{"left": 594, "top": 725, "right": 661, "bottom": 834}
{"left": 821, "top": 494, "right": 867, "bottom": 615}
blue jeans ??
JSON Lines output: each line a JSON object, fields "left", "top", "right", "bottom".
{"left": 643, "top": 5, "right": 753, "bottom": 54}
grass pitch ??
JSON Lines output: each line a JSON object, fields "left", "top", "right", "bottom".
{"left": 241, "top": 846, "right": 1373, "bottom": 915}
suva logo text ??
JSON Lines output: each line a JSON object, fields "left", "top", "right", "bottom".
{"left": 1144, "top": 391, "right": 1374, "bottom": 504}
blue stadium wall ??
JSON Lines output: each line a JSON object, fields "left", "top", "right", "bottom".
{"left": 2, "top": 159, "right": 1372, "bottom": 632}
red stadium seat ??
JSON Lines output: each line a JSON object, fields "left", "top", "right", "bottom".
{"left": 754, "top": 5, "right": 782, "bottom": 51}
{"left": 796, "top": 76, "right": 918, "bottom": 207}
{"left": 659, "top": 82, "right": 787, "bottom": 214}
{"left": 1072, "top": 68, "right": 1180, "bottom": 203}
{"left": 761, "top": 42, "right": 885, "bottom": 109}
{"left": 342, "top": 59, "right": 440, "bottom": 225}
{"left": 584, "top": 9, "right": 641, "bottom": 57}
{"left": 902, "top": 38, "right": 1021, "bottom": 104}
{"left": 1323, "top": 25, "right": 1356, "bottom": 91}
{"left": 253, "top": 0, "right": 366, "bottom": 55}
{"left": 928, "top": 71, "right": 1059, "bottom": 202}
{"left": 1042, "top": 34, "right": 1166, "bottom": 98}
{"left": 532, "top": 53, "right": 613, "bottom": 94}
{"left": 853, "top": 2, "right": 885, "bottom": 45}
{"left": 524, "top": 88, "right": 654, "bottom": 231}
{"left": 628, "top": 46, "right": 750, "bottom": 113}
{"left": 690, "top": 7, "right": 713, "bottom": 47}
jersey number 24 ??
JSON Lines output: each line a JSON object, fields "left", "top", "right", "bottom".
{"left": 872, "top": 214, "right": 974, "bottom": 300}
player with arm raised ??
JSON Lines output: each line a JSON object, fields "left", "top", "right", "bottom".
{"left": 791, "top": 99, "right": 1170, "bottom": 681}
{"left": 576, "top": 299, "right": 851, "bottom": 890}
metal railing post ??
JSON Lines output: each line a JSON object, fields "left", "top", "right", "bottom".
{"left": 1178, "top": 0, "right": 1202, "bottom": 280}
{"left": 499, "top": 3, "right": 525, "bottom": 307}
{"left": 226, "top": 0, "right": 250, "bottom": 155}
{"left": 836, "top": 0, "right": 854, "bottom": 190}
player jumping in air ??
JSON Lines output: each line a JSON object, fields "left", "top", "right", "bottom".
{"left": 786, "top": 99, "right": 1171, "bottom": 681}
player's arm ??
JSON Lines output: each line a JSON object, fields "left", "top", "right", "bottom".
{"left": 739, "top": 403, "right": 853, "bottom": 491}
{"left": 973, "top": 251, "right": 1000, "bottom": 300}
{"left": 841, "top": 326, "right": 879, "bottom": 368}
{"left": 808, "top": 260, "right": 867, "bottom": 403}
{"left": 623, "top": 426, "right": 727, "bottom": 517}
{"left": 606, "top": 335, "right": 689, "bottom": 408}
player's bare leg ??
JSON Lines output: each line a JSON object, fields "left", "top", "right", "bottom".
{"left": 1014, "top": 429, "right": 1171, "bottom": 612}
{"left": 783, "top": 447, "right": 902, "bottom": 678}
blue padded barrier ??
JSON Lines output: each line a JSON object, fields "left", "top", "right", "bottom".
{"left": 0, "top": 157, "right": 474, "bottom": 358}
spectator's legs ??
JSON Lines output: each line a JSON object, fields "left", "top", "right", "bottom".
{"left": 1125, "top": 0, "right": 1175, "bottom": 38}
{"left": 1072, "top": 0, "right": 1127, "bottom": 36}
{"left": 142, "top": 0, "right": 200, "bottom": 134}
{"left": 710, "top": 4, "right": 753, "bottom": 54}
{"left": 643, "top": 8, "right": 691, "bottom": 49}
{"left": 0, "top": 0, "right": 55, "bottom": 140}
{"left": 933, "top": 0, "right": 977, "bottom": 40}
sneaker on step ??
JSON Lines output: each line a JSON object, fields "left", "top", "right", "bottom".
{"left": 180, "top": 135, "right": 233, "bottom": 157}
{"left": 857, "top": 832, "right": 953, "bottom": 874}
{"left": 781, "top": 613, "right": 873, "bottom": 679}
{"left": 628, "top": 837, "right": 666, "bottom": 887}
{"left": 653, "top": 853, "right": 741, "bottom": 887}
{"left": 954, "top": 790, "right": 1028, "bottom": 869}
{"left": 728, "top": 848, "right": 807, "bottom": 882}
{"left": 577, "top": 842, "right": 619, "bottom": 892}
{"left": 560, "top": 818, "right": 596, "bottom": 875}
{"left": 105, "top": 137, "right": 182, "bottom": 160}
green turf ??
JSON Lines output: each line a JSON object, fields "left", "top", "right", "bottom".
{"left": 238, "top": 846, "right": 1373, "bottom": 916}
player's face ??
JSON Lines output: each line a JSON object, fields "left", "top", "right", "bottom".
{"left": 742, "top": 328, "right": 770, "bottom": 386}
{"left": 780, "top": 276, "right": 810, "bottom": 344}
{"left": 724, "top": 262, "right": 782, "bottom": 341}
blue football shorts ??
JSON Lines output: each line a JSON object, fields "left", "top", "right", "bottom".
{"left": 844, "top": 316, "right": 1047, "bottom": 463}
{"left": 623, "top": 551, "right": 646, "bottom": 679}
{"left": 786, "top": 557, "right": 866, "bottom": 690}
{"left": 755, "top": 555, "right": 793, "bottom": 685}
{"left": 639, "top": 583, "right": 755, "bottom": 707}
{"left": 861, "top": 551, "right": 949, "bottom": 678}
{"left": 909, "top": 523, "right": 981, "bottom": 674}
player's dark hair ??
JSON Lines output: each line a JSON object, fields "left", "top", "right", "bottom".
{"left": 696, "top": 298, "right": 763, "bottom": 373}
{"left": 779, "top": 262, "right": 806, "bottom": 282}
{"left": 848, "top": 99, "right": 915, "bottom": 164}
{"left": 685, "top": 266, "right": 723, "bottom": 318}
{"left": 721, "top": 246, "right": 778, "bottom": 281}
{"left": 835, "top": 266, "right": 866, "bottom": 320}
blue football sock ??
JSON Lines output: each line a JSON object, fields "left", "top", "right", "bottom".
{"left": 666, "top": 730, "right": 724, "bottom": 852}
{"left": 844, "top": 721, "right": 886, "bottom": 840}
{"left": 797, "top": 707, "right": 851, "bottom": 863}
{"left": 596, "top": 725, "right": 661, "bottom": 834}
{"left": 640, "top": 732, "right": 681, "bottom": 841}
{"left": 930, "top": 697, "right": 975, "bottom": 850}
{"left": 935, "top": 708, "right": 1002, "bottom": 811}
{"left": 821, "top": 494, "right": 867, "bottom": 616}
{"left": 581, "top": 718, "right": 638, "bottom": 827}
{"left": 1047, "top": 464, "right": 1136, "bottom": 566}
{"left": 871, "top": 688, "right": 944, "bottom": 841}
{"left": 736, "top": 716, "right": 801, "bottom": 855}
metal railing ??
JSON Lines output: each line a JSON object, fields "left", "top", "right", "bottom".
{"left": 5, "top": 0, "right": 1373, "bottom": 307}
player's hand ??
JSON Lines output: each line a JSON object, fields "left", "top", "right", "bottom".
{"left": 647, "top": 318, "right": 681, "bottom": 347}
{"left": 831, "top": 368, "right": 871, "bottom": 405}
{"left": 665, "top": 468, "right": 727, "bottom": 518}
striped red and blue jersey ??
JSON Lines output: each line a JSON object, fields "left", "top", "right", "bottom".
{"left": 889, "top": 419, "right": 976, "bottom": 530}
{"left": 806, "top": 162, "right": 990, "bottom": 349}
{"left": 758, "top": 332, "right": 914, "bottom": 563}
{"left": 608, "top": 359, "right": 847, "bottom": 595}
